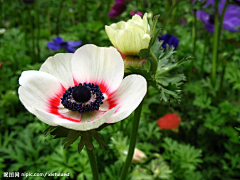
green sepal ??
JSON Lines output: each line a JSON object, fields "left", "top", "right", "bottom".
{"left": 51, "top": 126, "right": 70, "bottom": 139}
{"left": 235, "top": 127, "right": 240, "bottom": 132}
{"left": 44, "top": 126, "right": 107, "bottom": 153}
{"left": 44, "top": 126, "right": 57, "bottom": 137}
{"left": 62, "top": 130, "right": 82, "bottom": 149}
{"left": 139, "top": 49, "right": 150, "bottom": 59}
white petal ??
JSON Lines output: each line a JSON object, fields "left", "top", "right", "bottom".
{"left": 105, "top": 21, "right": 126, "bottom": 48}
{"left": 34, "top": 106, "right": 118, "bottom": 131}
{"left": 72, "top": 44, "right": 124, "bottom": 96}
{"left": 40, "top": 53, "right": 74, "bottom": 88}
{"left": 116, "top": 28, "right": 150, "bottom": 55}
{"left": 106, "top": 75, "right": 147, "bottom": 123}
{"left": 142, "top": 13, "right": 150, "bottom": 34}
{"left": 18, "top": 70, "right": 64, "bottom": 114}
{"left": 34, "top": 108, "right": 58, "bottom": 126}
{"left": 131, "top": 14, "right": 143, "bottom": 24}
{"left": 98, "top": 101, "right": 109, "bottom": 111}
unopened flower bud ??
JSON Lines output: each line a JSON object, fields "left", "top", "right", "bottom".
{"left": 132, "top": 148, "right": 147, "bottom": 163}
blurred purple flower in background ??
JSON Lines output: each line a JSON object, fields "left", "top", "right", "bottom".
{"left": 130, "top": 10, "right": 143, "bottom": 17}
{"left": 47, "top": 37, "right": 82, "bottom": 53}
{"left": 179, "top": 18, "right": 187, "bottom": 25}
{"left": 196, "top": 0, "right": 240, "bottom": 33}
{"left": 158, "top": 34, "right": 179, "bottom": 51}
{"left": 108, "top": 0, "right": 129, "bottom": 18}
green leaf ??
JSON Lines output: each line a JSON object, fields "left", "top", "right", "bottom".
{"left": 150, "top": 14, "right": 160, "bottom": 37}
{"left": 155, "top": 73, "right": 186, "bottom": 103}
{"left": 156, "top": 55, "right": 192, "bottom": 76}
{"left": 151, "top": 39, "right": 164, "bottom": 59}
{"left": 127, "top": 67, "right": 154, "bottom": 82}
{"left": 156, "top": 74, "right": 186, "bottom": 87}
{"left": 149, "top": 28, "right": 161, "bottom": 47}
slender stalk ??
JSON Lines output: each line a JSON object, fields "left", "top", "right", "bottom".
{"left": 135, "top": 0, "right": 138, "bottom": 8}
{"left": 35, "top": 1, "right": 40, "bottom": 61}
{"left": 216, "top": 1, "right": 228, "bottom": 97}
{"left": 84, "top": 0, "right": 87, "bottom": 22}
{"left": 27, "top": 7, "right": 36, "bottom": 61}
{"left": 56, "top": 0, "right": 65, "bottom": 35}
{"left": 86, "top": 148, "right": 99, "bottom": 180}
{"left": 120, "top": 100, "right": 144, "bottom": 180}
{"left": 149, "top": 49, "right": 158, "bottom": 76}
{"left": 47, "top": 7, "right": 51, "bottom": 37}
{"left": 170, "top": 0, "right": 178, "bottom": 33}
{"left": 200, "top": 34, "right": 208, "bottom": 77}
{"left": 21, "top": 9, "right": 29, "bottom": 51}
{"left": 164, "top": 0, "right": 178, "bottom": 31}
{"left": 141, "top": 0, "right": 144, "bottom": 8}
{"left": 217, "top": 57, "right": 226, "bottom": 100}
{"left": 188, "top": 9, "right": 197, "bottom": 83}
{"left": 218, "top": 1, "right": 228, "bottom": 40}
{"left": 211, "top": 0, "right": 220, "bottom": 85}
{"left": 105, "top": 0, "right": 111, "bottom": 24}
{"left": 0, "top": 0, "right": 3, "bottom": 27}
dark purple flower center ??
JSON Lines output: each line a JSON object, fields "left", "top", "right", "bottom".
{"left": 72, "top": 86, "right": 91, "bottom": 103}
{"left": 61, "top": 83, "right": 104, "bottom": 113}
{"left": 60, "top": 42, "right": 68, "bottom": 48}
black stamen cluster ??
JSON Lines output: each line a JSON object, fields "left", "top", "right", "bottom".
{"left": 61, "top": 83, "right": 104, "bottom": 113}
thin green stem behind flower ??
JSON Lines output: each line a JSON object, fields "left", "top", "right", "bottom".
{"left": 120, "top": 100, "right": 144, "bottom": 180}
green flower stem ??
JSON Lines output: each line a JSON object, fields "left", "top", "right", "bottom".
{"left": 200, "top": 34, "right": 208, "bottom": 77}
{"left": 47, "top": 7, "right": 51, "bottom": 37}
{"left": 86, "top": 148, "right": 100, "bottom": 180}
{"left": 0, "top": 0, "right": 3, "bottom": 27}
{"left": 217, "top": 57, "right": 226, "bottom": 101}
{"left": 170, "top": 0, "right": 178, "bottom": 33}
{"left": 149, "top": 49, "right": 158, "bottom": 76}
{"left": 216, "top": 1, "right": 228, "bottom": 97}
{"left": 35, "top": 1, "right": 40, "bottom": 62}
{"left": 164, "top": 0, "right": 179, "bottom": 32}
{"left": 56, "top": 0, "right": 65, "bottom": 35}
{"left": 188, "top": 9, "right": 197, "bottom": 83}
{"left": 84, "top": 0, "right": 87, "bottom": 22}
{"left": 120, "top": 100, "right": 144, "bottom": 180}
{"left": 211, "top": 0, "right": 220, "bottom": 85}
{"left": 27, "top": 7, "right": 36, "bottom": 61}
{"left": 141, "top": 0, "right": 145, "bottom": 8}
{"left": 136, "top": 0, "right": 138, "bottom": 8}
{"left": 218, "top": 1, "right": 228, "bottom": 40}
{"left": 211, "top": 0, "right": 227, "bottom": 86}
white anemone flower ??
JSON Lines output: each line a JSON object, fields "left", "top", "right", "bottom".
{"left": 105, "top": 13, "right": 150, "bottom": 56}
{"left": 18, "top": 44, "right": 147, "bottom": 131}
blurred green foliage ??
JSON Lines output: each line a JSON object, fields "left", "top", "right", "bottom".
{"left": 0, "top": 0, "right": 240, "bottom": 180}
